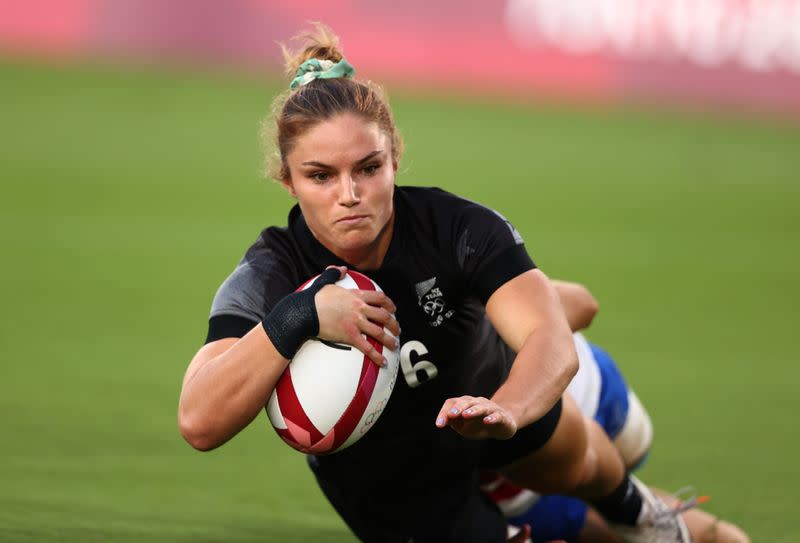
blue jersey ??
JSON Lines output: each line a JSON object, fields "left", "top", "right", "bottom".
{"left": 567, "top": 333, "right": 630, "bottom": 439}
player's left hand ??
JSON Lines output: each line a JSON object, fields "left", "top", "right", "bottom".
{"left": 435, "top": 395, "right": 518, "bottom": 440}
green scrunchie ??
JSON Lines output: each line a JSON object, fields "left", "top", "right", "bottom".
{"left": 289, "top": 58, "right": 355, "bottom": 89}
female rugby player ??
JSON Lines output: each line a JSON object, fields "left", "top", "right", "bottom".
{"left": 178, "top": 24, "right": 691, "bottom": 543}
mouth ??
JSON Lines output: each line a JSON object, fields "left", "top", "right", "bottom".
{"left": 336, "top": 215, "right": 368, "bottom": 225}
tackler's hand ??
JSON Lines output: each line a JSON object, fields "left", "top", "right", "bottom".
{"left": 435, "top": 395, "right": 518, "bottom": 440}
{"left": 315, "top": 266, "right": 401, "bottom": 367}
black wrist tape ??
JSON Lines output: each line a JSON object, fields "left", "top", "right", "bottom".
{"left": 262, "top": 268, "right": 341, "bottom": 359}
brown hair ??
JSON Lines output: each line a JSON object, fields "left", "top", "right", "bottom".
{"left": 264, "top": 23, "right": 403, "bottom": 181}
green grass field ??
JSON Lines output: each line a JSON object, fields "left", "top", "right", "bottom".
{"left": 1, "top": 61, "right": 798, "bottom": 541}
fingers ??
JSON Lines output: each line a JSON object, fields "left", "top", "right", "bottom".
{"left": 357, "top": 290, "right": 397, "bottom": 314}
{"left": 343, "top": 319, "right": 398, "bottom": 367}
{"left": 314, "top": 282, "right": 400, "bottom": 367}
{"left": 435, "top": 396, "right": 483, "bottom": 428}
{"left": 356, "top": 338, "right": 387, "bottom": 368}
{"left": 362, "top": 305, "right": 401, "bottom": 338}
{"left": 461, "top": 403, "right": 496, "bottom": 421}
{"left": 359, "top": 317, "right": 400, "bottom": 352}
{"left": 435, "top": 397, "right": 518, "bottom": 439}
{"left": 346, "top": 325, "right": 388, "bottom": 367}
{"left": 350, "top": 291, "right": 401, "bottom": 346}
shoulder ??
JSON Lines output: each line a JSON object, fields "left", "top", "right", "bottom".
{"left": 397, "top": 185, "right": 525, "bottom": 256}
{"left": 241, "top": 224, "right": 297, "bottom": 278}
{"left": 396, "top": 185, "right": 475, "bottom": 215}
{"left": 209, "top": 225, "right": 301, "bottom": 322}
{"left": 396, "top": 186, "right": 520, "bottom": 234}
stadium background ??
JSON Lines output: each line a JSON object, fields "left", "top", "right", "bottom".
{"left": 1, "top": 1, "right": 798, "bottom": 541}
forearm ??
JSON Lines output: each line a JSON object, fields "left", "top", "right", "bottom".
{"left": 485, "top": 270, "right": 579, "bottom": 427}
{"left": 491, "top": 319, "right": 578, "bottom": 428}
{"left": 179, "top": 325, "right": 288, "bottom": 451}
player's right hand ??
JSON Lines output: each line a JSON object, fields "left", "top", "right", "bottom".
{"left": 314, "top": 266, "right": 401, "bottom": 367}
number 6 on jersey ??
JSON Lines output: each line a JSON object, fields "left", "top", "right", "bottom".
{"left": 399, "top": 340, "right": 438, "bottom": 388}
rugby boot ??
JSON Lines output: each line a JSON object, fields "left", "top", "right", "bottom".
{"left": 612, "top": 475, "right": 693, "bottom": 543}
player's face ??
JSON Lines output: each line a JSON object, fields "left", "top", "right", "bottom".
{"left": 284, "top": 113, "right": 397, "bottom": 269}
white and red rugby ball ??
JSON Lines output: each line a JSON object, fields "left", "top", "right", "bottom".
{"left": 266, "top": 270, "right": 400, "bottom": 455}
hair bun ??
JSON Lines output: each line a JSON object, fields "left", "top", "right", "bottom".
{"left": 282, "top": 22, "right": 346, "bottom": 80}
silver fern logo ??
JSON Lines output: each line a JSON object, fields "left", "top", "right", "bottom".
{"left": 414, "top": 277, "right": 455, "bottom": 327}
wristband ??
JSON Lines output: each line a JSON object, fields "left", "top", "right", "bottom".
{"left": 262, "top": 268, "right": 341, "bottom": 359}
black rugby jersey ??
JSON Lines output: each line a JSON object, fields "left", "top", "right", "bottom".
{"left": 206, "top": 186, "right": 537, "bottom": 539}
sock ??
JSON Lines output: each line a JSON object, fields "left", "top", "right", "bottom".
{"left": 591, "top": 474, "right": 643, "bottom": 526}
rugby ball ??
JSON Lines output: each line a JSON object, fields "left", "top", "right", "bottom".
{"left": 265, "top": 270, "right": 400, "bottom": 454}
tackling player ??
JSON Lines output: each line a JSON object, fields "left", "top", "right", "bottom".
{"left": 483, "top": 281, "right": 750, "bottom": 543}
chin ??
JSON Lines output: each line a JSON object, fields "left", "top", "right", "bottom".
{"left": 336, "top": 232, "right": 375, "bottom": 250}
{"left": 329, "top": 228, "right": 378, "bottom": 250}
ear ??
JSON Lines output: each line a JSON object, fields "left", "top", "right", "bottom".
{"left": 281, "top": 178, "right": 297, "bottom": 198}
{"left": 392, "top": 159, "right": 398, "bottom": 174}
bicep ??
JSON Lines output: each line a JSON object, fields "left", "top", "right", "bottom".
{"left": 485, "top": 268, "right": 570, "bottom": 352}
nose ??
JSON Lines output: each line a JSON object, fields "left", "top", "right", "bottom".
{"left": 337, "top": 175, "right": 360, "bottom": 207}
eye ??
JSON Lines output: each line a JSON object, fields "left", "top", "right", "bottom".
{"left": 362, "top": 163, "right": 381, "bottom": 176}
{"left": 309, "top": 171, "right": 331, "bottom": 183}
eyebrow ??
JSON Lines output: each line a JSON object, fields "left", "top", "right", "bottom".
{"left": 301, "top": 150, "right": 384, "bottom": 168}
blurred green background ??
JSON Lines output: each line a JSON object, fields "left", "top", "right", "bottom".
{"left": 1, "top": 61, "right": 798, "bottom": 541}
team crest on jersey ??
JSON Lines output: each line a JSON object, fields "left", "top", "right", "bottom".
{"left": 414, "top": 277, "right": 455, "bottom": 327}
